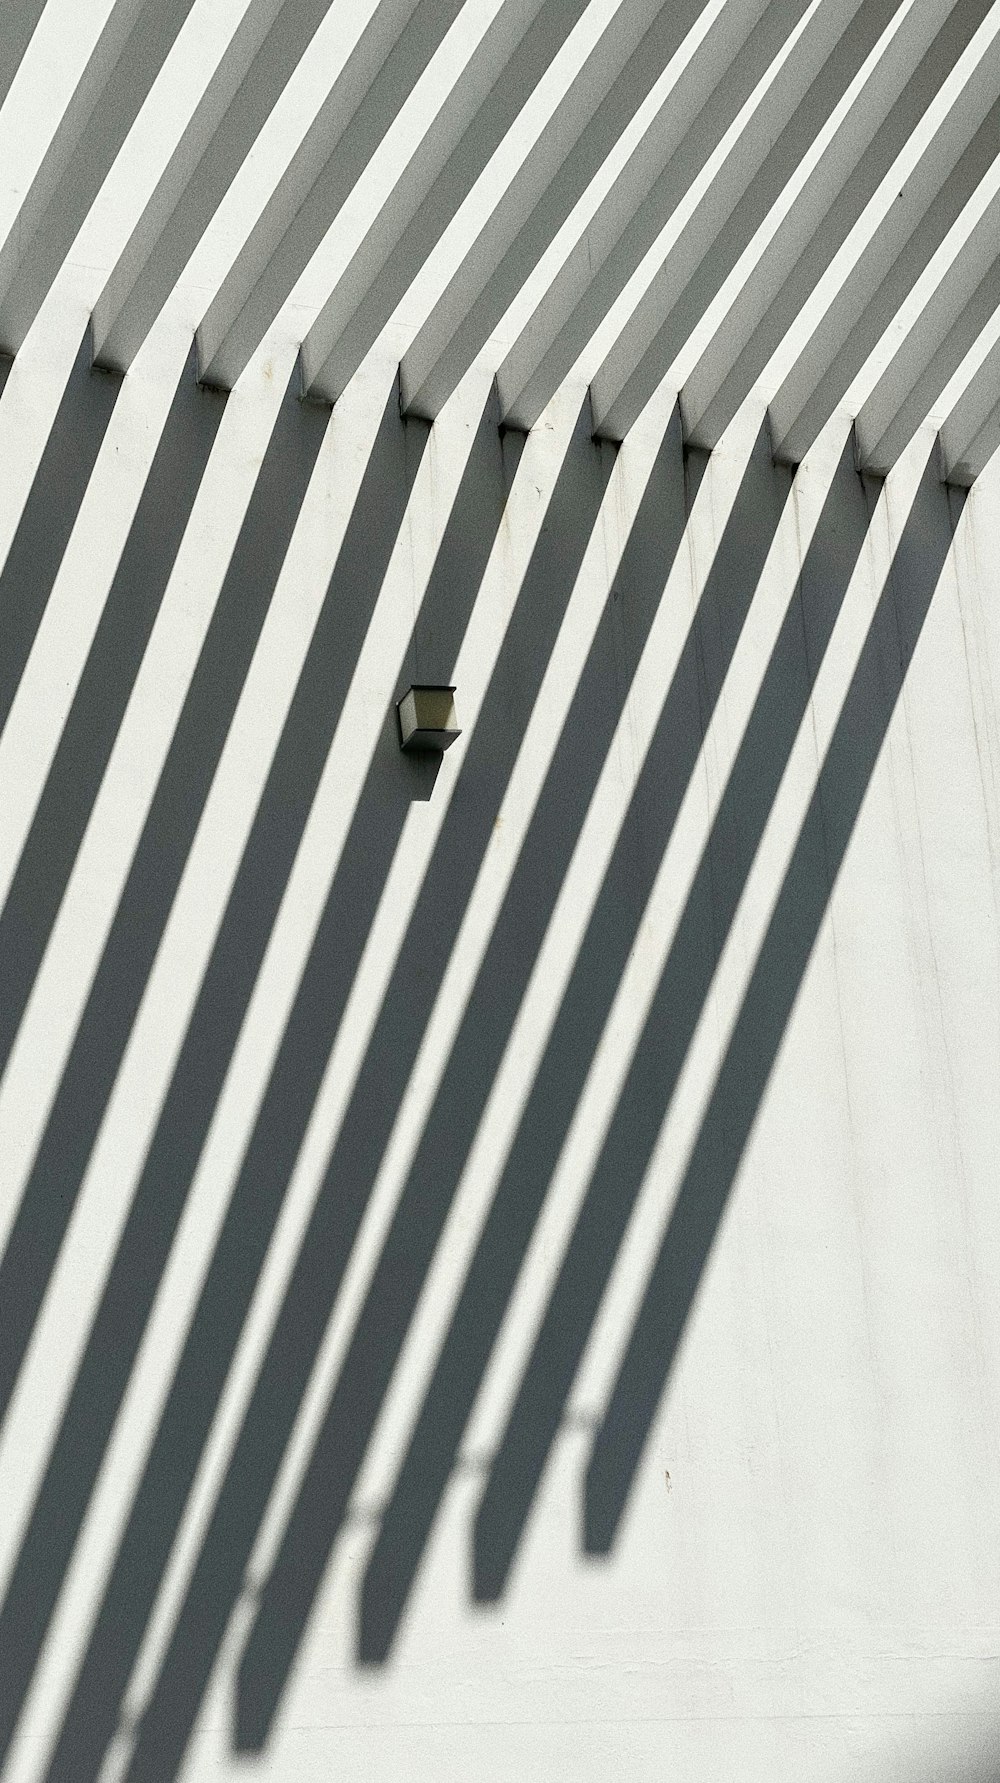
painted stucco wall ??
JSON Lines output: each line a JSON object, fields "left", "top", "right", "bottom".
{"left": 0, "top": 295, "right": 998, "bottom": 1783}
{"left": 1, "top": 3, "right": 1000, "bottom": 1776}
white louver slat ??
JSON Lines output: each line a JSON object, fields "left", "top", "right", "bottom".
{"left": 766, "top": 2, "right": 1000, "bottom": 463}
{"left": 0, "top": 0, "right": 996, "bottom": 480}
{"left": 0, "top": 0, "right": 186, "bottom": 356}
{"left": 195, "top": 0, "right": 436, "bottom": 391}
{"left": 587, "top": 0, "right": 873, "bottom": 440}
{"left": 91, "top": 0, "right": 295, "bottom": 374}
{"left": 298, "top": 0, "right": 554, "bottom": 402}
{"left": 397, "top": 0, "right": 673, "bottom": 419}
{"left": 678, "top": 0, "right": 962, "bottom": 451}
{"left": 492, "top": 0, "right": 776, "bottom": 433}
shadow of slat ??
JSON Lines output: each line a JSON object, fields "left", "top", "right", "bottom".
{"left": 0, "top": 331, "right": 119, "bottom": 745}
{"left": 338, "top": 404, "right": 685, "bottom": 1665}
{"left": 0, "top": 349, "right": 222, "bottom": 1412}
{"left": 584, "top": 452, "right": 962, "bottom": 1555}
{"left": 0, "top": 362, "right": 334, "bottom": 1769}
{"left": 471, "top": 432, "right": 869, "bottom": 1604}
{"left": 222, "top": 428, "right": 784, "bottom": 1738}
{"left": 352, "top": 420, "right": 793, "bottom": 1660}
{"left": 107, "top": 400, "right": 612, "bottom": 1783}
{"left": 0, "top": 354, "right": 220, "bottom": 1091}
{"left": 27, "top": 385, "right": 433, "bottom": 1783}
{"left": 0, "top": 355, "right": 227, "bottom": 1764}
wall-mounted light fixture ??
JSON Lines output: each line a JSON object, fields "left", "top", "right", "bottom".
{"left": 396, "top": 684, "right": 461, "bottom": 753}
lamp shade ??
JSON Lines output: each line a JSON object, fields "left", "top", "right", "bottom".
{"left": 396, "top": 685, "right": 461, "bottom": 752}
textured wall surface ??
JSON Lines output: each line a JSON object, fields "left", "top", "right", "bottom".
{"left": 2, "top": 1, "right": 1000, "bottom": 1777}
{"left": 0, "top": 301, "right": 998, "bottom": 1782}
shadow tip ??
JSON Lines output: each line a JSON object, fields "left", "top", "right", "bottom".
{"left": 471, "top": 1543, "right": 506, "bottom": 1605}
{"left": 233, "top": 1684, "right": 272, "bottom": 1754}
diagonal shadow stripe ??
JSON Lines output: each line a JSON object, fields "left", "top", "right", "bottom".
{"left": 0, "top": 362, "right": 227, "bottom": 1754}
{"left": 229, "top": 424, "right": 782, "bottom": 1716}
{"left": 0, "top": 348, "right": 217, "bottom": 1095}
{"left": 337, "top": 403, "right": 682, "bottom": 1662}
{"left": 0, "top": 330, "right": 119, "bottom": 744}
{"left": 351, "top": 419, "right": 794, "bottom": 1661}
{"left": 36, "top": 376, "right": 509, "bottom": 1783}
{"left": 0, "top": 361, "right": 323, "bottom": 1450}
{"left": 0, "top": 350, "right": 222, "bottom": 1409}
{"left": 0, "top": 378, "right": 413, "bottom": 1778}
{"left": 471, "top": 432, "right": 870, "bottom": 1604}
{"left": 0, "top": 359, "right": 321, "bottom": 1343}
{"left": 583, "top": 451, "right": 962, "bottom": 1555}
{"left": 105, "top": 399, "right": 612, "bottom": 1783}
{"left": 28, "top": 385, "right": 462, "bottom": 1783}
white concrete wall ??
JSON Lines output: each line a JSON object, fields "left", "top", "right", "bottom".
{"left": 0, "top": 292, "right": 998, "bottom": 1783}
{"left": 2, "top": 4, "right": 1000, "bottom": 1780}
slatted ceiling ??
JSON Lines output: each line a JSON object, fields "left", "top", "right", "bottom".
{"left": 854, "top": 170, "right": 1000, "bottom": 476}
{"left": 297, "top": 0, "right": 555, "bottom": 404}
{"left": 768, "top": 7, "right": 1000, "bottom": 464}
{"left": 91, "top": 0, "right": 296, "bottom": 374}
{"left": 195, "top": 0, "right": 466, "bottom": 391}
{"left": 940, "top": 323, "right": 1000, "bottom": 485}
{"left": 491, "top": 0, "right": 783, "bottom": 434}
{"left": 0, "top": 0, "right": 200, "bottom": 360}
{"left": 585, "top": 0, "right": 873, "bottom": 442}
{"left": 869, "top": 259, "right": 1000, "bottom": 479}
{"left": 583, "top": 0, "right": 908, "bottom": 444}
{"left": 679, "top": 0, "right": 970, "bottom": 453}
{"left": 1, "top": 0, "right": 999, "bottom": 479}
{"left": 0, "top": 0, "right": 144, "bottom": 332}
{"left": 397, "top": 0, "right": 674, "bottom": 420}
{"left": 392, "top": 0, "right": 716, "bottom": 411}
{"left": 303, "top": 0, "right": 721, "bottom": 404}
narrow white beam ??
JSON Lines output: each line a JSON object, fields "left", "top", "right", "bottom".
{"left": 398, "top": 0, "right": 674, "bottom": 422}
{"left": 91, "top": 0, "right": 298, "bottom": 373}
{"left": 0, "top": 0, "right": 201, "bottom": 358}
{"left": 299, "top": 0, "right": 551, "bottom": 405}
{"left": 765, "top": 4, "right": 1000, "bottom": 464}
{"left": 195, "top": 0, "right": 437, "bottom": 391}
{"left": 939, "top": 322, "right": 1000, "bottom": 485}
{"left": 586, "top": 0, "right": 875, "bottom": 442}
{"left": 679, "top": 0, "right": 957, "bottom": 451}
{"left": 492, "top": 0, "right": 773, "bottom": 434}
{"left": 0, "top": 0, "right": 149, "bottom": 347}
{"left": 855, "top": 167, "right": 1000, "bottom": 474}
